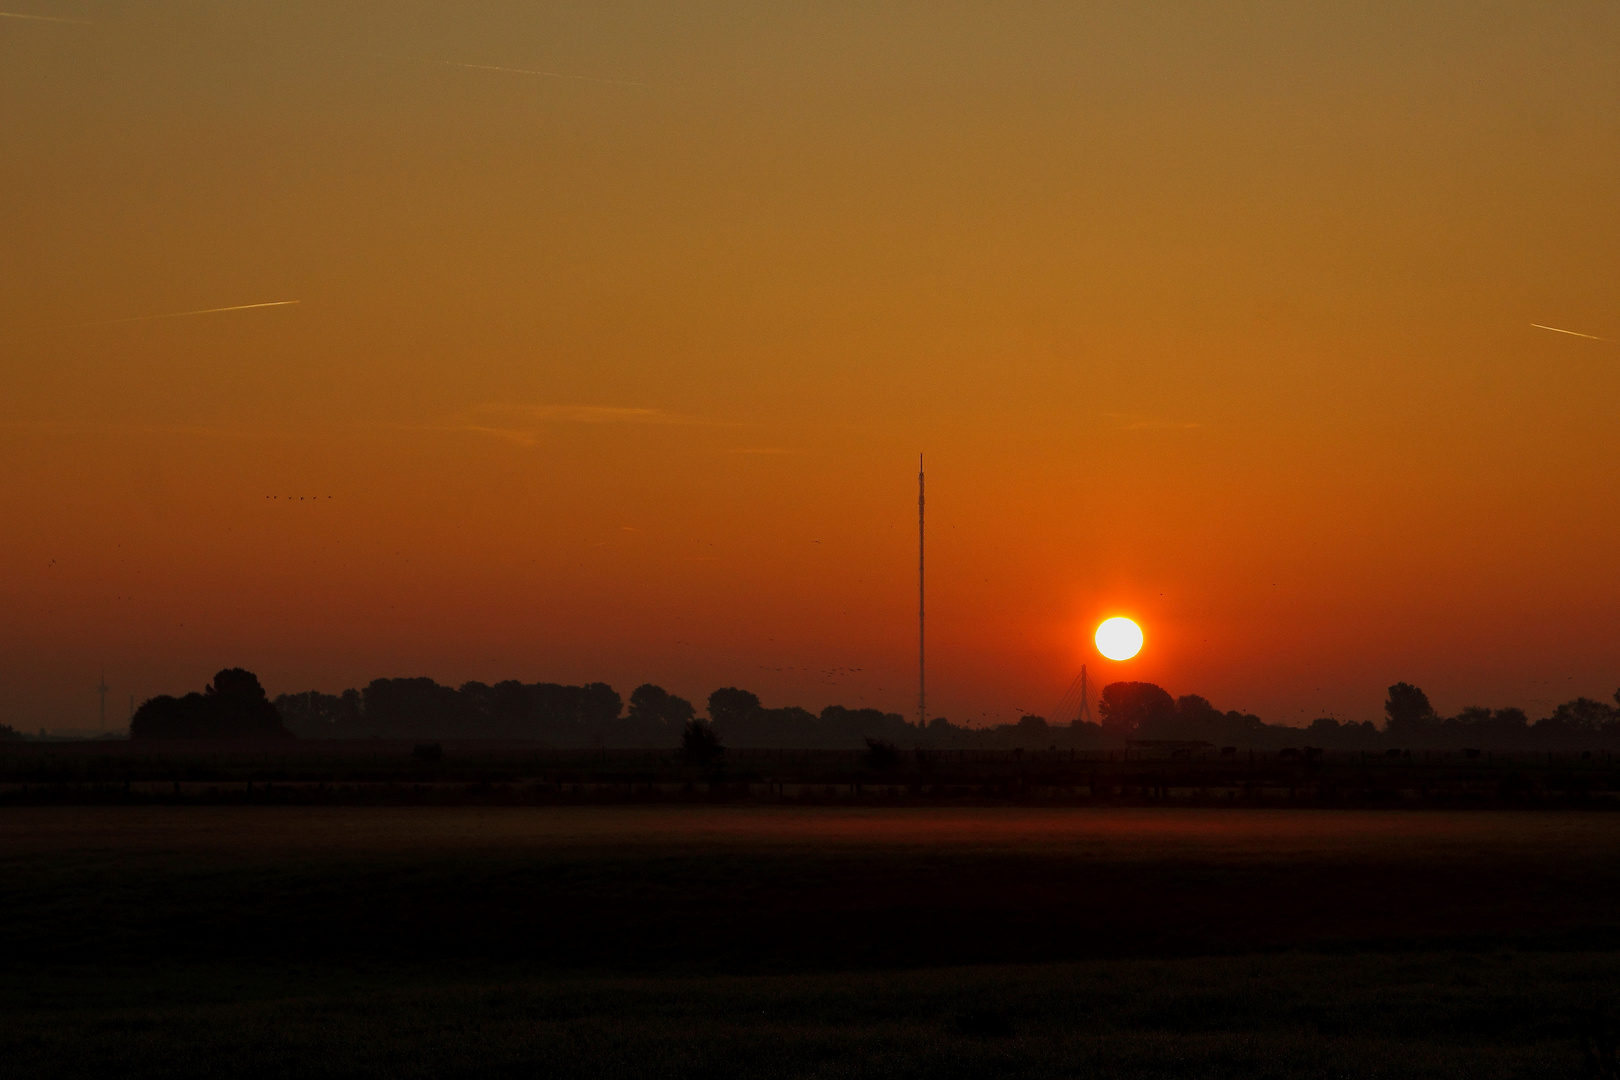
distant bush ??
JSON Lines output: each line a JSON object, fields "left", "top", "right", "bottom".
{"left": 863, "top": 737, "right": 902, "bottom": 774}
{"left": 681, "top": 720, "right": 724, "bottom": 767}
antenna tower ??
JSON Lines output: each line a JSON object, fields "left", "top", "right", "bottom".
{"left": 918, "top": 454, "right": 925, "bottom": 731}
{"left": 96, "top": 668, "right": 109, "bottom": 732}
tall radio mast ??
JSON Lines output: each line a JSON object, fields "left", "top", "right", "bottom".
{"left": 96, "top": 668, "right": 109, "bottom": 732}
{"left": 918, "top": 454, "right": 925, "bottom": 731}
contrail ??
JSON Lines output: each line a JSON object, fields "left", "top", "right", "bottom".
{"left": 425, "top": 57, "right": 645, "bottom": 85}
{"left": 342, "top": 48, "right": 645, "bottom": 87}
{"left": 68, "top": 300, "right": 300, "bottom": 328}
{"left": 1531, "top": 323, "right": 1607, "bottom": 341}
{"left": 0, "top": 10, "right": 93, "bottom": 23}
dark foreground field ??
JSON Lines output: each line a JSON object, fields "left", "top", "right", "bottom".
{"left": 5, "top": 806, "right": 1620, "bottom": 1077}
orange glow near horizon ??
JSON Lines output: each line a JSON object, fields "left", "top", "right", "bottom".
{"left": 2, "top": 3, "right": 1618, "bottom": 731}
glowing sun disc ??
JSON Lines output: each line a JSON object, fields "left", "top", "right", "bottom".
{"left": 1095, "top": 617, "right": 1143, "bottom": 661}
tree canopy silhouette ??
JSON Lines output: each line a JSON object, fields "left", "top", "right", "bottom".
{"left": 629, "top": 684, "right": 696, "bottom": 731}
{"left": 1384, "top": 682, "right": 1436, "bottom": 739}
{"left": 1098, "top": 682, "right": 1177, "bottom": 737}
{"left": 260, "top": 672, "right": 1620, "bottom": 752}
{"left": 707, "top": 687, "right": 762, "bottom": 728}
{"left": 131, "top": 668, "right": 292, "bottom": 740}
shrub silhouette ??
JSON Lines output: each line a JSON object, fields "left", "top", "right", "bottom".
{"left": 681, "top": 719, "right": 724, "bottom": 767}
{"left": 863, "top": 737, "right": 902, "bottom": 773}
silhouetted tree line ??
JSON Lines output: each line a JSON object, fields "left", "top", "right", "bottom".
{"left": 275, "top": 675, "right": 1620, "bottom": 750}
{"left": 130, "top": 669, "right": 292, "bottom": 741}
{"left": 275, "top": 679, "right": 670, "bottom": 744}
{"left": 1082, "top": 680, "right": 1620, "bottom": 752}
{"left": 1365, "top": 681, "right": 1620, "bottom": 751}
{"left": 705, "top": 687, "right": 918, "bottom": 749}
{"left": 119, "top": 665, "right": 1620, "bottom": 750}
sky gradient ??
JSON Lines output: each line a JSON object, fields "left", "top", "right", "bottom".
{"left": 3, "top": 1, "right": 1617, "bottom": 731}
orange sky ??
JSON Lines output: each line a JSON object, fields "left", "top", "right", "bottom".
{"left": 3, "top": 2, "right": 1617, "bottom": 731}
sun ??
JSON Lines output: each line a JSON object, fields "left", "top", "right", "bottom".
{"left": 1094, "top": 617, "right": 1143, "bottom": 661}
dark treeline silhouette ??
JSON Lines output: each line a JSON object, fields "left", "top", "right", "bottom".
{"left": 276, "top": 679, "right": 663, "bottom": 743}
{"left": 706, "top": 687, "right": 917, "bottom": 749}
{"left": 1088, "top": 680, "right": 1620, "bottom": 752}
{"left": 130, "top": 669, "right": 292, "bottom": 741}
{"left": 1364, "top": 681, "right": 1620, "bottom": 751}
{"left": 103, "top": 666, "right": 1620, "bottom": 749}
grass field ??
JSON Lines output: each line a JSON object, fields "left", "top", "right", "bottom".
{"left": 5, "top": 806, "right": 1620, "bottom": 1076}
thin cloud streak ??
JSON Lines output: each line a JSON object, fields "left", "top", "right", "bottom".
{"left": 0, "top": 420, "right": 312, "bottom": 440}
{"left": 476, "top": 404, "right": 712, "bottom": 425}
{"left": 1531, "top": 323, "right": 1607, "bottom": 342}
{"left": 0, "top": 10, "right": 94, "bottom": 23}
{"left": 447, "top": 404, "right": 730, "bottom": 446}
{"left": 65, "top": 300, "right": 301, "bottom": 329}
{"left": 424, "top": 58, "right": 646, "bottom": 86}
{"left": 344, "top": 49, "right": 645, "bottom": 87}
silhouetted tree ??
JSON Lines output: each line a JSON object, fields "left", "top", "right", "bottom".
{"left": 1383, "top": 682, "right": 1435, "bottom": 739}
{"left": 275, "top": 688, "right": 362, "bottom": 737}
{"left": 1492, "top": 707, "right": 1530, "bottom": 730}
{"left": 363, "top": 678, "right": 469, "bottom": 737}
{"left": 818, "top": 705, "right": 909, "bottom": 748}
{"left": 628, "top": 684, "right": 697, "bottom": 730}
{"left": 206, "top": 668, "right": 288, "bottom": 738}
{"left": 1015, "top": 715, "right": 1050, "bottom": 739}
{"left": 576, "top": 682, "right": 623, "bottom": 726}
{"left": 130, "top": 694, "right": 203, "bottom": 739}
{"left": 1548, "top": 697, "right": 1617, "bottom": 733}
{"left": 1099, "top": 682, "right": 1176, "bottom": 738}
{"left": 707, "top": 687, "right": 761, "bottom": 727}
{"left": 0, "top": 723, "right": 23, "bottom": 742}
{"left": 681, "top": 719, "right": 724, "bottom": 766}
{"left": 131, "top": 669, "right": 291, "bottom": 740}
{"left": 1176, "top": 695, "right": 1223, "bottom": 725}
{"left": 460, "top": 680, "right": 534, "bottom": 737}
